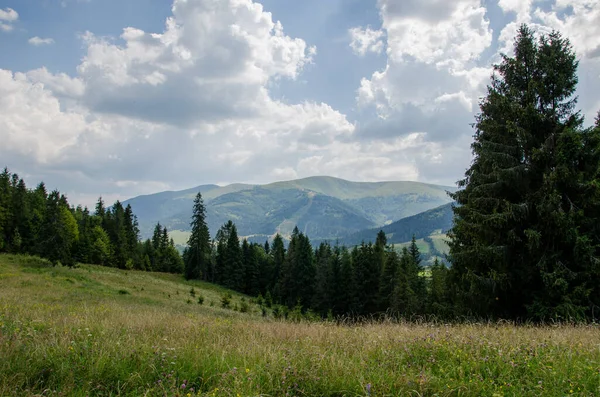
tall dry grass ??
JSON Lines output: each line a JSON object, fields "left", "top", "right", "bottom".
{"left": 1, "top": 254, "right": 599, "bottom": 396}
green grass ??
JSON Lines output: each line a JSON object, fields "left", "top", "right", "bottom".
{"left": 393, "top": 238, "right": 431, "bottom": 255}
{"left": 1, "top": 254, "right": 600, "bottom": 396}
{"left": 429, "top": 233, "right": 450, "bottom": 255}
{"left": 169, "top": 229, "right": 192, "bottom": 246}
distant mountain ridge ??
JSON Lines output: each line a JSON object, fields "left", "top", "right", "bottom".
{"left": 123, "top": 176, "right": 456, "bottom": 243}
{"left": 335, "top": 203, "right": 454, "bottom": 246}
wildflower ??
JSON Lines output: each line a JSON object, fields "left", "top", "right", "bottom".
{"left": 246, "top": 368, "right": 250, "bottom": 373}
{"left": 366, "top": 383, "right": 372, "bottom": 395}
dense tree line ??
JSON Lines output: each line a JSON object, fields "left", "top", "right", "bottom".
{"left": 182, "top": 25, "right": 600, "bottom": 322}
{"left": 183, "top": 191, "right": 447, "bottom": 317}
{"left": 0, "top": 171, "right": 182, "bottom": 272}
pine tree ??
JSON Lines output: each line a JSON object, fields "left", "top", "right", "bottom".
{"left": 214, "top": 221, "right": 233, "bottom": 284}
{"left": 0, "top": 168, "right": 10, "bottom": 251}
{"left": 222, "top": 223, "right": 243, "bottom": 290}
{"left": 40, "top": 191, "right": 79, "bottom": 267}
{"left": 183, "top": 192, "right": 212, "bottom": 280}
{"left": 242, "top": 240, "right": 260, "bottom": 295}
{"left": 448, "top": 25, "right": 594, "bottom": 320}
{"left": 391, "top": 248, "right": 419, "bottom": 316}
{"left": 428, "top": 258, "right": 449, "bottom": 317}
{"left": 270, "top": 234, "right": 285, "bottom": 300}
{"left": 379, "top": 246, "right": 400, "bottom": 311}
{"left": 10, "top": 178, "right": 30, "bottom": 253}
{"left": 124, "top": 204, "right": 141, "bottom": 268}
{"left": 313, "top": 242, "right": 333, "bottom": 314}
{"left": 408, "top": 235, "right": 427, "bottom": 311}
{"left": 29, "top": 182, "right": 47, "bottom": 255}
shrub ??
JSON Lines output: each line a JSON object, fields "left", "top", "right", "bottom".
{"left": 240, "top": 298, "right": 249, "bottom": 313}
{"left": 221, "top": 293, "right": 232, "bottom": 309}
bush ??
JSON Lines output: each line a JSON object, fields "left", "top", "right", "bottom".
{"left": 190, "top": 287, "right": 196, "bottom": 297}
{"left": 240, "top": 298, "right": 249, "bottom": 313}
{"left": 256, "top": 293, "right": 264, "bottom": 306}
{"left": 265, "top": 291, "right": 273, "bottom": 308}
{"left": 197, "top": 295, "right": 205, "bottom": 305}
{"left": 221, "top": 293, "right": 232, "bottom": 309}
{"left": 118, "top": 289, "right": 130, "bottom": 295}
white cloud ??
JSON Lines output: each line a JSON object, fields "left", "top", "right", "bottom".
{"left": 535, "top": 0, "right": 600, "bottom": 58}
{"left": 2, "top": 0, "right": 599, "bottom": 206}
{"left": 29, "top": 37, "right": 55, "bottom": 46}
{"left": 0, "top": 7, "right": 18, "bottom": 22}
{"left": 0, "top": 7, "right": 18, "bottom": 32}
{"left": 26, "top": 68, "right": 85, "bottom": 98}
{"left": 0, "top": 70, "right": 86, "bottom": 163}
{"left": 349, "top": 27, "right": 385, "bottom": 56}
{"left": 0, "top": 0, "right": 365, "bottom": 205}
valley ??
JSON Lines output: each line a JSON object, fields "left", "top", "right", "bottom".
{"left": 123, "top": 176, "right": 455, "bottom": 257}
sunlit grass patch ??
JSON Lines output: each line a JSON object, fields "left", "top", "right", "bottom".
{"left": 1, "top": 254, "right": 599, "bottom": 396}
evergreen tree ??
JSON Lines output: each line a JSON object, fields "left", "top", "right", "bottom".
{"left": 379, "top": 246, "right": 400, "bottom": 311}
{"left": 408, "top": 235, "right": 427, "bottom": 310}
{"left": 270, "top": 234, "right": 285, "bottom": 300}
{"left": 391, "top": 248, "right": 419, "bottom": 316}
{"left": 90, "top": 225, "right": 112, "bottom": 266}
{"left": 222, "top": 223, "right": 243, "bottom": 290}
{"left": 29, "top": 182, "right": 47, "bottom": 255}
{"left": 352, "top": 242, "right": 380, "bottom": 315}
{"left": 337, "top": 247, "right": 355, "bottom": 315}
{"left": 448, "top": 25, "right": 594, "bottom": 320}
{"left": 242, "top": 240, "right": 260, "bottom": 295}
{"left": 183, "top": 192, "right": 212, "bottom": 280}
{"left": 428, "top": 258, "right": 449, "bottom": 317}
{"left": 0, "top": 168, "right": 10, "bottom": 251}
{"left": 214, "top": 221, "right": 234, "bottom": 284}
{"left": 10, "top": 178, "right": 31, "bottom": 253}
{"left": 313, "top": 242, "right": 333, "bottom": 315}
{"left": 124, "top": 204, "right": 141, "bottom": 268}
{"left": 40, "top": 191, "right": 79, "bottom": 267}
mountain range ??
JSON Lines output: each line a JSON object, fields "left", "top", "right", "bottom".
{"left": 123, "top": 176, "right": 456, "bottom": 249}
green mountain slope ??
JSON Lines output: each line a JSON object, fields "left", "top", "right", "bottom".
{"left": 338, "top": 203, "right": 454, "bottom": 246}
{"left": 123, "top": 176, "right": 455, "bottom": 242}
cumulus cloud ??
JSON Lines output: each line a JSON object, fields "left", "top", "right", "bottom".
{"left": 353, "top": 0, "right": 600, "bottom": 186}
{"left": 0, "top": 7, "right": 18, "bottom": 32}
{"left": 28, "top": 37, "right": 55, "bottom": 46}
{"left": 0, "top": 7, "right": 18, "bottom": 21}
{"left": 1, "top": 0, "right": 363, "bottom": 205}
{"left": 1, "top": 0, "right": 599, "bottom": 206}
{"left": 349, "top": 27, "right": 385, "bottom": 56}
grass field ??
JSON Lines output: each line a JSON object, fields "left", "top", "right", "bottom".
{"left": 1, "top": 254, "right": 599, "bottom": 396}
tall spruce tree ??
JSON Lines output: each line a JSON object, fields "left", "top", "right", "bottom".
{"left": 214, "top": 221, "right": 234, "bottom": 285}
{"left": 183, "top": 192, "right": 212, "bottom": 280}
{"left": 448, "top": 25, "right": 597, "bottom": 320}
{"left": 270, "top": 234, "right": 285, "bottom": 300}
{"left": 223, "top": 223, "right": 243, "bottom": 290}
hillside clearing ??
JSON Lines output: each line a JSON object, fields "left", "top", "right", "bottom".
{"left": 1, "top": 254, "right": 599, "bottom": 396}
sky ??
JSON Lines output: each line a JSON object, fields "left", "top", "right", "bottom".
{"left": 0, "top": 0, "right": 599, "bottom": 207}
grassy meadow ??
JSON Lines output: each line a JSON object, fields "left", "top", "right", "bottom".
{"left": 1, "top": 254, "right": 599, "bottom": 396}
